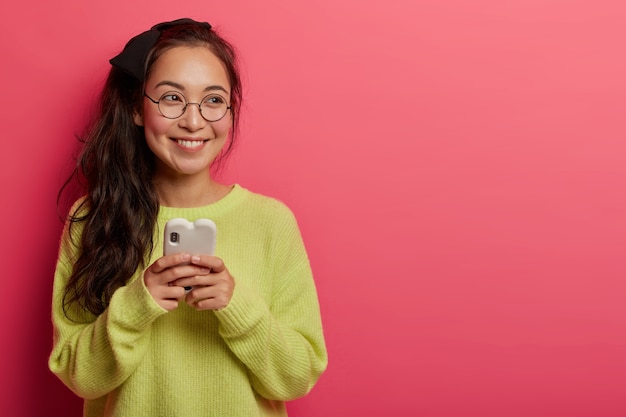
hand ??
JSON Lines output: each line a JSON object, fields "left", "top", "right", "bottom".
{"left": 171, "top": 255, "right": 235, "bottom": 311}
{"left": 144, "top": 253, "right": 212, "bottom": 311}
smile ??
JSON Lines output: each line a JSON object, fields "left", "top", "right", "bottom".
{"left": 176, "top": 139, "right": 207, "bottom": 149}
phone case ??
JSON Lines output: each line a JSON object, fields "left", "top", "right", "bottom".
{"left": 163, "top": 218, "right": 217, "bottom": 257}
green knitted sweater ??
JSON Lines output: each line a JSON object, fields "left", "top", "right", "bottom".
{"left": 49, "top": 185, "right": 327, "bottom": 417}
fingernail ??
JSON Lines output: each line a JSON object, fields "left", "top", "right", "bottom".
{"left": 192, "top": 256, "right": 201, "bottom": 263}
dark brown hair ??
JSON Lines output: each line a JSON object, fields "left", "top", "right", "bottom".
{"left": 60, "top": 20, "right": 242, "bottom": 318}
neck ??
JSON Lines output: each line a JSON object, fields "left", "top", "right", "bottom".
{"left": 153, "top": 171, "right": 229, "bottom": 208}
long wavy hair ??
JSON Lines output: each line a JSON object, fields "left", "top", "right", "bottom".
{"left": 60, "top": 21, "right": 242, "bottom": 318}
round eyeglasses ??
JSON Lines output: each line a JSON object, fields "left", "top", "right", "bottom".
{"left": 144, "top": 91, "right": 231, "bottom": 122}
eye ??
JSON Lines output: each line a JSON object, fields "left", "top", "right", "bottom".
{"left": 160, "top": 92, "right": 185, "bottom": 103}
{"left": 202, "top": 94, "right": 227, "bottom": 108}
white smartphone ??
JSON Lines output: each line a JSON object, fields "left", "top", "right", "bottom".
{"left": 163, "top": 218, "right": 217, "bottom": 257}
{"left": 164, "top": 218, "right": 217, "bottom": 292}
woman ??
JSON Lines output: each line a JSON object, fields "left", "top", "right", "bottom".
{"left": 49, "top": 18, "right": 327, "bottom": 417}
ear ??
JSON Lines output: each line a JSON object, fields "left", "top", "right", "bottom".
{"left": 133, "top": 109, "right": 144, "bottom": 127}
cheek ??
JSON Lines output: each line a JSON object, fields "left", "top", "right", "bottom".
{"left": 213, "top": 115, "right": 233, "bottom": 136}
{"left": 142, "top": 112, "right": 172, "bottom": 137}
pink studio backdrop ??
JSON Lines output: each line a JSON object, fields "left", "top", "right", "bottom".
{"left": 1, "top": 1, "right": 625, "bottom": 416}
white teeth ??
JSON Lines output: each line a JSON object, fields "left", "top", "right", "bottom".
{"left": 177, "top": 139, "right": 203, "bottom": 148}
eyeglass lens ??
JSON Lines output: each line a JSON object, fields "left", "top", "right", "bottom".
{"left": 157, "top": 92, "right": 229, "bottom": 121}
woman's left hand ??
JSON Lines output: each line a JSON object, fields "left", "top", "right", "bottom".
{"left": 172, "top": 255, "right": 235, "bottom": 311}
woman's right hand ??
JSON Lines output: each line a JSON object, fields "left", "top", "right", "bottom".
{"left": 143, "top": 253, "right": 211, "bottom": 311}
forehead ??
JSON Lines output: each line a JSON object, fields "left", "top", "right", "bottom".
{"left": 147, "top": 46, "right": 231, "bottom": 93}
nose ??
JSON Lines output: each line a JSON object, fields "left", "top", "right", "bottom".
{"left": 179, "top": 102, "right": 206, "bottom": 131}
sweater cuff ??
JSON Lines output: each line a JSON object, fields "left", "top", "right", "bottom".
{"left": 214, "top": 281, "right": 269, "bottom": 338}
{"left": 107, "top": 271, "right": 168, "bottom": 330}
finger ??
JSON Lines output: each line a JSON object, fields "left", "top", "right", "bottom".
{"left": 185, "top": 282, "right": 231, "bottom": 305}
{"left": 173, "top": 272, "right": 218, "bottom": 289}
{"left": 185, "top": 285, "right": 212, "bottom": 305}
{"left": 167, "top": 265, "right": 213, "bottom": 288}
{"left": 174, "top": 267, "right": 234, "bottom": 290}
{"left": 149, "top": 264, "right": 212, "bottom": 287}
{"left": 186, "top": 290, "right": 228, "bottom": 311}
{"left": 150, "top": 253, "right": 192, "bottom": 273}
{"left": 154, "top": 284, "right": 186, "bottom": 301}
{"left": 190, "top": 255, "right": 226, "bottom": 272}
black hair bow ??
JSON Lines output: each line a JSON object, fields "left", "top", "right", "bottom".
{"left": 109, "top": 18, "right": 212, "bottom": 82}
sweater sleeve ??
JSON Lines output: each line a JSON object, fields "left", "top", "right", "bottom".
{"left": 214, "top": 208, "right": 328, "bottom": 401}
{"left": 48, "top": 219, "right": 167, "bottom": 399}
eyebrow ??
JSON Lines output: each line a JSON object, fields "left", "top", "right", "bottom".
{"left": 154, "top": 80, "right": 230, "bottom": 95}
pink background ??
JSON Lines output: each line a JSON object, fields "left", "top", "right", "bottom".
{"left": 1, "top": 1, "right": 625, "bottom": 416}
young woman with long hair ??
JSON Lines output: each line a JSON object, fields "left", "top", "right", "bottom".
{"left": 49, "top": 18, "right": 327, "bottom": 417}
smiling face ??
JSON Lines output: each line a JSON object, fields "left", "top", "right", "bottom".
{"left": 135, "top": 45, "right": 232, "bottom": 181}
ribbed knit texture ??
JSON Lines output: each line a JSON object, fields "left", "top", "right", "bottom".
{"left": 49, "top": 185, "right": 328, "bottom": 417}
